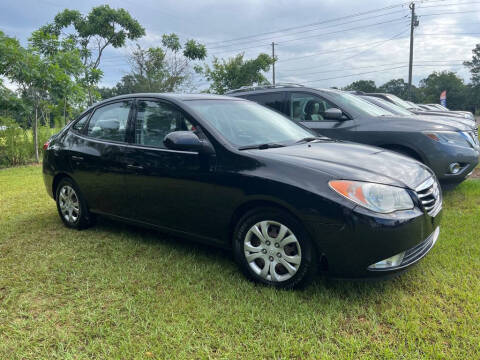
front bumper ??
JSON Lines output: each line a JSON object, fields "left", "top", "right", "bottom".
{"left": 310, "top": 191, "right": 442, "bottom": 278}
{"left": 427, "top": 144, "right": 479, "bottom": 182}
{"left": 368, "top": 226, "right": 440, "bottom": 272}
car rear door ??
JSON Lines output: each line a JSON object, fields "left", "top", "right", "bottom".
{"left": 288, "top": 92, "right": 356, "bottom": 140}
{"left": 122, "top": 98, "right": 222, "bottom": 241}
{"left": 68, "top": 100, "right": 133, "bottom": 217}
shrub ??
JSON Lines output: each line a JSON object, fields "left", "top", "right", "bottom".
{"left": 0, "top": 117, "right": 61, "bottom": 167}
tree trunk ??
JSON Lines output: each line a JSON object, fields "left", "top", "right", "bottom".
{"left": 64, "top": 97, "right": 67, "bottom": 126}
{"left": 34, "top": 106, "right": 39, "bottom": 163}
{"left": 88, "top": 87, "right": 93, "bottom": 106}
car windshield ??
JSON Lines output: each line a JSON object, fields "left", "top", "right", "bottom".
{"left": 187, "top": 99, "right": 315, "bottom": 148}
{"left": 385, "top": 94, "right": 415, "bottom": 109}
{"left": 365, "top": 97, "right": 414, "bottom": 116}
{"left": 327, "top": 92, "right": 394, "bottom": 117}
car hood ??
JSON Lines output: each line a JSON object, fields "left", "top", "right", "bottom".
{"left": 378, "top": 115, "right": 469, "bottom": 131}
{"left": 249, "top": 141, "right": 432, "bottom": 189}
{"left": 412, "top": 109, "right": 465, "bottom": 119}
{"left": 414, "top": 114, "right": 476, "bottom": 130}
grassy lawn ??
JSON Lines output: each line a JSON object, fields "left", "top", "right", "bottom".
{"left": 0, "top": 165, "right": 479, "bottom": 359}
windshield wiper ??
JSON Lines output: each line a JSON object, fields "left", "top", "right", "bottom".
{"left": 238, "top": 143, "right": 286, "bottom": 150}
{"left": 295, "top": 136, "right": 328, "bottom": 143}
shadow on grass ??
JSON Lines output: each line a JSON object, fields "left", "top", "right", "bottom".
{"left": 82, "top": 215, "right": 402, "bottom": 303}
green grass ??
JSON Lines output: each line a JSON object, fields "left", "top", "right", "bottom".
{"left": 0, "top": 165, "right": 479, "bottom": 359}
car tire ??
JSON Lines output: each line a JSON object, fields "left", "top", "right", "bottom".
{"left": 233, "top": 207, "right": 317, "bottom": 289}
{"left": 55, "top": 177, "right": 94, "bottom": 230}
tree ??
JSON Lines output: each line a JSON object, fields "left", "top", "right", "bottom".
{"left": 343, "top": 80, "right": 377, "bottom": 93}
{"left": 464, "top": 44, "right": 480, "bottom": 86}
{"left": 30, "top": 29, "right": 86, "bottom": 125}
{"left": 418, "top": 71, "right": 466, "bottom": 110}
{"left": 203, "top": 53, "right": 274, "bottom": 94}
{"left": 0, "top": 30, "right": 83, "bottom": 161}
{"left": 378, "top": 79, "right": 408, "bottom": 98}
{"left": 102, "top": 34, "right": 207, "bottom": 97}
{"left": 40, "top": 5, "right": 145, "bottom": 104}
{"left": 377, "top": 78, "right": 424, "bottom": 103}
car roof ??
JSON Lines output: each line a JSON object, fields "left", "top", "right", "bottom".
{"left": 229, "top": 86, "right": 343, "bottom": 96}
{"left": 89, "top": 93, "right": 242, "bottom": 110}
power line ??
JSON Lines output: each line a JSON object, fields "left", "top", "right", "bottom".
{"left": 417, "top": 32, "right": 480, "bottom": 36}
{"left": 299, "top": 63, "right": 464, "bottom": 84}
{"left": 276, "top": 18, "right": 409, "bottom": 45}
{"left": 279, "top": 28, "right": 409, "bottom": 72}
{"left": 301, "top": 65, "right": 408, "bottom": 83}
{"left": 206, "top": 9, "right": 409, "bottom": 50}
{"left": 281, "top": 61, "right": 466, "bottom": 78}
{"left": 278, "top": 38, "right": 407, "bottom": 63}
{"left": 418, "top": 9, "right": 480, "bottom": 16}
{"left": 208, "top": 17, "right": 409, "bottom": 56}
{"left": 416, "top": 1, "right": 480, "bottom": 9}
{"left": 204, "top": 1, "right": 410, "bottom": 47}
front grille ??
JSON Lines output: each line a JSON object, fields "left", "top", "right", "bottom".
{"left": 474, "top": 127, "right": 479, "bottom": 145}
{"left": 400, "top": 227, "right": 439, "bottom": 266}
{"left": 415, "top": 177, "right": 441, "bottom": 216}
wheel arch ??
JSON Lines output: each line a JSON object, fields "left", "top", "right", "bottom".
{"left": 52, "top": 172, "right": 73, "bottom": 198}
{"left": 228, "top": 198, "right": 327, "bottom": 271}
{"left": 379, "top": 144, "right": 425, "bottom": 164}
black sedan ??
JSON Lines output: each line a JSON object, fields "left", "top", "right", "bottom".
{"left": 43, "top": 94, "right": 442, "bottom": 288}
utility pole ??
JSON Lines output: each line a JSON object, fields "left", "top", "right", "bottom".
{"left": 408, "top": 2, "right": 419, "bottom": 100}
{"left": 271, "top": 42, "right": 276, "bottom": 86}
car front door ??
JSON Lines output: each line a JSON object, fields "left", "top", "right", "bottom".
{"left": 68, "top": 100, "right": 133, "bottom": 217}
{"left": 122, "top": 98, "right": 221, "bottom": 241}
{"left": 288, "top": 92, "right": 356, "bottom": 140}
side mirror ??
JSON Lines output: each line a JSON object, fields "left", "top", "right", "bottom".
{"left": 323, "top": 108, "right": 344, "bottom": 120}
{"left": 164, "top": 131, "right": 214, "bottom": 154}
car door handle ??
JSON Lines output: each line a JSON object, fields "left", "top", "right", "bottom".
{"left": 71, "top": 155, "right": 84, "bottom": 161}
{"left": 127, "top": 164, "right": 144, "bottom": 170}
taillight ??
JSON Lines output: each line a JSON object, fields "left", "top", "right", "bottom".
{"left": 43, "top": 141, "right": 50, "bottom": 151}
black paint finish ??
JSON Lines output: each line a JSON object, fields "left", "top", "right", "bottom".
{"left": 43, "top": 93, "right": 442, "bottom": 278}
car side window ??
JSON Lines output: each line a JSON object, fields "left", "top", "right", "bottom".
{"left": 71, "top": 112, "right": 90, "bottom": 132}
{"left": 290, "top": 93, "right": 337, "bottom": 122}
{"left": 86, "top": 101, "right": 132, "bottom": 142}
{"left": 247, "top": 92, "right": 286, "bottom": 114}
{"left": 134, "top": 100, "right": 195, "bottom": 148}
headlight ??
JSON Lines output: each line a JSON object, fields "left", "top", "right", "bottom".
{"left": 424, "top": 131, "right": 473, "bottom": 148}
{"left": 329, "top": 180, "right": 414, "bottom": 213}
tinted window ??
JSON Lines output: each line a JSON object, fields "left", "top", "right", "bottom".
{"left": 87, "top": 101, "right": 132, "bottom": 142}
{"left": 187, "top": 100, "right": 313, "bottom": 148}
{"left": 248, "top": 93, "right": 285, "bottom": 114}
{"left": 289, "top": 93, "right": 338, "bottom": 122}
{"left": 135, "top": 100, "right": 194, "bottom": 148}
{"left": 327, "top": 92, "right": 393, "bottom": 117}
{"left": 71, "top": 112, "right": 90, "bottom": 132}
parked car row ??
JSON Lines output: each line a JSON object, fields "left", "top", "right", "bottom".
{"left": 229, "top": 84, "right": 479, "bottom": 184}
{"left": 363, "top": 92, "right": 476, "bottom": 121}
{"left": 42, "top": 86, "right": 477, "bottom": 288}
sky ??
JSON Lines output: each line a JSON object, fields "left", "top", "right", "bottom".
{"left": 1, "top": 0, "right": 479, "bottom": 92}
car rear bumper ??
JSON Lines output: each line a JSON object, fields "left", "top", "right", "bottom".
{"left": 42, "top": 161, "right": 55, "bottom": 199}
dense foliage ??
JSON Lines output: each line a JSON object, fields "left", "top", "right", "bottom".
{"left": 99, "top": 35, "right": 207, "bottom": 97}
{"left": 342, "top": 71, "right": 480, "bottom": 112}
{"left": 203, "top": 53, "right": 275, "bottom": 94}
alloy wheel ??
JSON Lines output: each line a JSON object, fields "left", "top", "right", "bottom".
{"left": 58, "top": 185, "right": 80, "bottom": 224}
